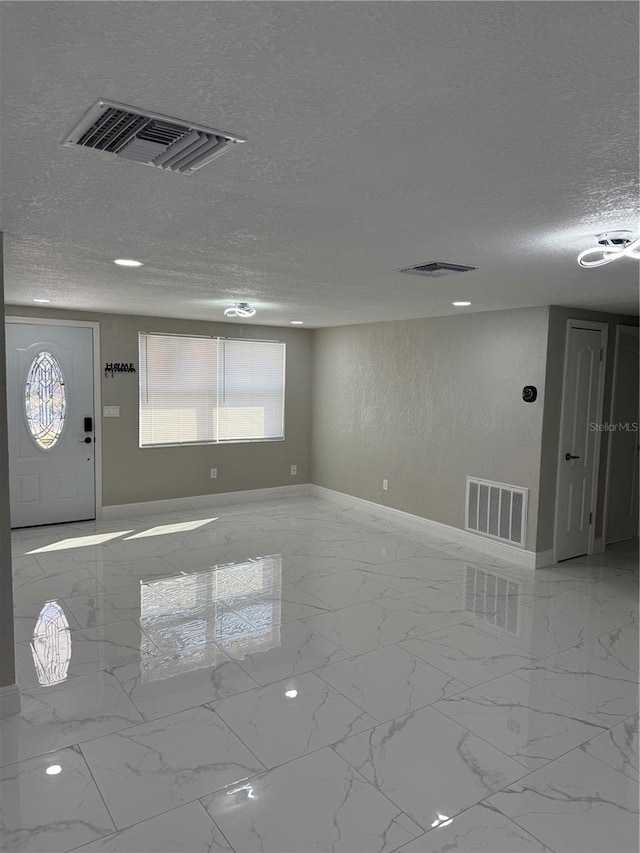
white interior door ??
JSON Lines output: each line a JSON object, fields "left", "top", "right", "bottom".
{"left": 605, "top": 325, "right": 639, "bottom": 544}
{"left": 554, "top": 322, "right": 607, "bottom": 562}
{"left": 6, "top": 322, "right": 96, "bottom": 528}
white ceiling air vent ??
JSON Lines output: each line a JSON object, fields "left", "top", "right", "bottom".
{"left": 396, "top": 261, "right": 477, "bottom": 278}
{"left": 62, "top": 100, "right": 245, "bottom": 175}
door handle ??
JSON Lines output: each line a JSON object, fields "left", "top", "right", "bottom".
{"left": 565, "top": 452, "right": 580, "bottom": 460}
{"left": 79, "top": 437, "right": 93, "bottom": 444}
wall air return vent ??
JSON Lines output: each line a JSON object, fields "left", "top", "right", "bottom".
{"left": 466, "top": 477, "right": 528, "bottom": 548}
{"left": 396, "top": 261, "right": 477, "bottom": 278}
{"left": 62, "top": 100, "right": 245, "bottom": 175}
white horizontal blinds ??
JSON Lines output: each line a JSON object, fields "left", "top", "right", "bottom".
{"left": 139, "top": 333, "right": 285, "bottom": 446}
{"left": 139, "top": 333, "right": 218, "bottom": 446}
{"left": 218, "top": 339, "right": 285, "bottom": 441}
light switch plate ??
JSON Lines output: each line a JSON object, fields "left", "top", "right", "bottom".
{"left": 103, "top": 406, "right": 120, "bottom": 418}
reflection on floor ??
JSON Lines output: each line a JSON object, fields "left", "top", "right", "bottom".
{"left": 2, "top": 497, "right": 638, "bottom": 852}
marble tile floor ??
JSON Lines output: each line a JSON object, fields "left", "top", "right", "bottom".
{"left": 1, "top": 496, "right": 638, "bottom": 852}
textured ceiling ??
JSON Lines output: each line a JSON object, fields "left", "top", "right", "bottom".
{"left": 1, "top": 1, "right": 638, "bottom": 327}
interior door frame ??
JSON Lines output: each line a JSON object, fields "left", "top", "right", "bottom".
{"left": 6, "top": 316, "right": 103, "bottom": 521}
{"left": 553, "top": 318, "right": 608, "bottom": 562}
{"left": 602, "top": 324, "right": 639, "bottom": 546}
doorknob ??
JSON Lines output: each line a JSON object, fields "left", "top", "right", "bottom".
{"left": 565, "top": 452, "right": 580, "bottom": 460}
{"left": 79, "top": 437, "right": 92, "bottom": 444}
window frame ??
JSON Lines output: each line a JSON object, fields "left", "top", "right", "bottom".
{"left": 138, "top": 331, "right": 286, "bottom": 448}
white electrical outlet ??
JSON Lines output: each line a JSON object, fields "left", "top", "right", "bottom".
{"left": 210, "top": 468, "right": 217, "bottom": 479}
{"left": 382, "top": 479, "right": 389, "bottom": 491}
{"left": 290, "top": 465, "right": 297, "bottom": 476}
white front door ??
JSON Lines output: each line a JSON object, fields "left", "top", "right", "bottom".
{"left": 605, "top": 325, "right": 639, "bottom": 544}
{"left": 555, "top": 322, "right": 607, "bottom": 562}
{"left": 6, "top": 322, "right": 96, "bottom": 528}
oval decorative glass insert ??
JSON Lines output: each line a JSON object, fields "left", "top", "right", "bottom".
{"left": 25, "top": 351, "right": 67, "bottom": 449}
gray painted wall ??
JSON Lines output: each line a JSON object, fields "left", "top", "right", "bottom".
{"left": 311, "top": 307, "right": 550, "bottom": 550}
{"left": 0, "top": 234, "right": 16, "bottom": 688}
{"left": 5, "top": 307, "right": 312, "bottom": 507}
{"left": 536, "top": 305, "right": 640, "bottom": 552}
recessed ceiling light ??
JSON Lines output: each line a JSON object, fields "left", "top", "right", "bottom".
{"left": 290, "top": 321, "right": 304, "bottom": 325}
{"left": 114, "top": 259, "right": 143, "bottom": 267}
{"left": 224, "top": 302, "right": 256, "bottom": 318}
{"left": 452, "top": 301, "right": 471, "bottom": 307}
{"left": 33, "top": 298, "right": 51, "bottom": 303}
{"left": 284, "top": 689, "right": 298, "bottom": 699}
{"left": 46, "top": 764, "right": 62, "bottom": 776}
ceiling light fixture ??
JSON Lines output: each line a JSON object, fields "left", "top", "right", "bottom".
{"left": 33, "top": 298, "right": 51, "bottom": 304}
{"left": 290, "top": 321, "right": 304, "bottom": 325}
{"left": 578, "top": 231, "right": 640, "bottom": 268}
{"left": 224, "top": 302, "right": 256, "bottom": 318}
{"left": 452, "top": 301, "right": 471, "bottom": 307}
{"left": 46, "top": 765, "right": 62, "bottom": 776}
{"left": 114, "top": 259, "right": 143, "bottom": 267}
{"left": 285, "top": 689, "right": 298, "bottom": 698}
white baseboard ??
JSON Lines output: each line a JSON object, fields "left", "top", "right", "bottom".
{"left": 0, "top": 684, "right": 21, "bottom": 719}
{"left": 533, "top": 549, "right": 556, "bottom": 569}
{"left": 103, "top": 484, "right": 312, "bottom": 520}
{"left": 311, "top": 485, "right": 555, "bottom": 569}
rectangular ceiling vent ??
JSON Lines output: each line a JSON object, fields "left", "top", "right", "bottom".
{"left": 396, "top": 261, "right": 477, "bottom": 278}
{"left": 62, "top": 99, "right": 245, "bottom": 176}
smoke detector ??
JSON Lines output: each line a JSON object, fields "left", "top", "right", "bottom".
{"left": 396, "top": 261, "right": 477, "bottom": 278}
{"left": 62, "top": 99, "right": 245, "bottom": 175}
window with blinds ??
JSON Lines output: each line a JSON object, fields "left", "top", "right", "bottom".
{"left": 139, "top": 332, "right": 286, "bottom": 447}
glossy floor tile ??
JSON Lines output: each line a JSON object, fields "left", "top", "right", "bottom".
{"left": 432, "top": 672, "right": 607, "bottom": 770}
{"left": 74, "top": 801, "right": 232, "bottom": 852}
{"left": 514, "top": 642, "right": 639, "bottom": 725}
{"left": 202, "top": 748, "right": 424, "bottom": 853}
{"left": 487, "top": 746, "right": 639, "bottom": 853}
{"left": 305, "top": 601, "right": 425, "bottom": 655}
{"left": 0, "top": 670, "right": 143, "bottom": 768}
{"left": 393, "top": 801, "right": 552, "bottom": 852}
{"left": 0, "top": 746, "right": 115, "bottom": 852}
{"left": 80, "top": 705, "right": 265, "bottom": 829}
{"left": 316, "top": 644, "right": 468, "bottom": 722}
{"left": 4, "top": 497, "right": 638, "bottom": 851}
{"left": 400, "top": 622, "right": 538, "bottom": 686}
{"left": 212, "top": 671, "right": 376, "bottom": 768}
{"left": 581, "top": 713, "right": 638, "bottom": 781}
{"left": 333, "top": 704, "right": 528, "bottom": 830}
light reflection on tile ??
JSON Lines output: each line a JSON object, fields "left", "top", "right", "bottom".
{"left": 137, "top": 556, "right": 284, "bottom": 670}
{"left": 30, "top": 600, "right": 72, "bottom": 686}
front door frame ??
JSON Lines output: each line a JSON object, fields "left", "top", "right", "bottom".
{"left": 553, "top": 318, "right": 608, "bottom": 562}
{"left": 6, "top": 316, "right": 103, "bottom": 522}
